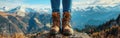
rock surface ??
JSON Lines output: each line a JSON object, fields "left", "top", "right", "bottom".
{"left": 27, "top": 31, "right": 92, "bottom": 38}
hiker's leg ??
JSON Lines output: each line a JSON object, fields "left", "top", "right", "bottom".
{"left": 62, "top": 0, "right": 73, "bottom": 36}
{"left": 62, "top": 0, "right": 72, "bottom": 12}
{"left": 51, "top": 0, "right": 60, "bottom": 12}
{"left": 50, "top": 0, "right": 61, "bottom": 35}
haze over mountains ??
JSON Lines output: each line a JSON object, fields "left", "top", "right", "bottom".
{"left": 0, "top": 4, "right": 120, "bottom": 35}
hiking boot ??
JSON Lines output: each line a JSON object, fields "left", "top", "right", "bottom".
{"left": 62, "top": 11, "right": 73, "bottom": 36}
{"left": 50, "top": 12, "right": 60, "bottom": 35}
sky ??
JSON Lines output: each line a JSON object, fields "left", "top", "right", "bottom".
{"left": 0, "top": 0, "right": 120, "bottom": 9}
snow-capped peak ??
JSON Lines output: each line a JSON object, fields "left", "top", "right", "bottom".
{"left": 7, "top": 6, "right": 38, "bottom": 17}
{"left": 0, "top": 7, "right": 9, "bottom": 12}
{"left": 6, "top": 6, "right": 26, "bottom": 17}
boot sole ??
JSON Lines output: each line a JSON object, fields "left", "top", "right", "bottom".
{"left": 50, "top": 30, "right": 59, "bottom": 36}
{"left": 62, "top": 31, "right": 73, "bottom": 36}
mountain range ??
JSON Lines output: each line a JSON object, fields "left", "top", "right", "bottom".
{"left": 0, "top": 4, "right": 120, "bottom": 35}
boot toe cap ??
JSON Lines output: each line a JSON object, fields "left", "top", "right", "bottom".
{"left": 62, "top": 29, "right": 74, "bottom": 36}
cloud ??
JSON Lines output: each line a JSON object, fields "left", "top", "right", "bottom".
{"left": 73, "top": 0, "right": 120, "bottom": 5}
{"left": 20, "top": 4, "right": 51, "bottom": 9}
{"left": 72, "top": 0, "right": 95, "bottom": 8}
{"left": 72, "top": 0, "right": 120, "bottom": 8}
{"left": 0, "top": 0, "right": 24, "bottom": 8}
{"left": 0, "top": 0, "right": 51, "bottom": 9}
{"left": 92, "top": 0, "right": 120, "bottom": 5}
{"left": 0, "top": 0, "right": 120, "bottom": 9}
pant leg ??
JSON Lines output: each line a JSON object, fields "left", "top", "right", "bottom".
{"left": 51, "top": 0, "right": 60, "bottom": 12}
{"left": 62, "top": 0, "right": 72, "bottom": 12}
